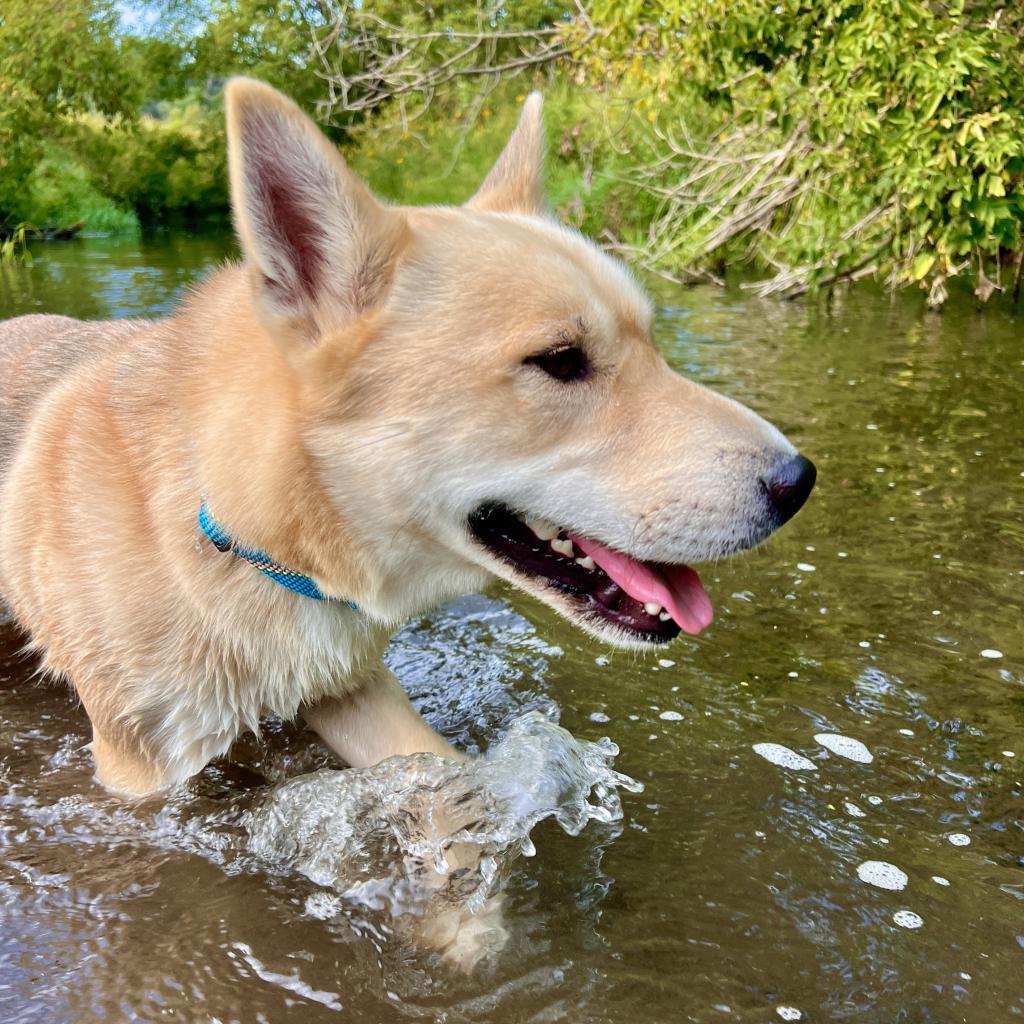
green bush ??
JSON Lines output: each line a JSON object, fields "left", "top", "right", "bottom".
{"left": 572, "top": 0, "right": 1024, "bottom": 301}
{"left": 66, "top": 100, "right": 228, "bottom": 224}
{"left": 20, "top": 146, "right": 138, "bottom": 233}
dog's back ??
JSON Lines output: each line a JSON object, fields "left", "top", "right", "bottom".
{"left": 0, "top": 315, "right": 143, "bottom": 480}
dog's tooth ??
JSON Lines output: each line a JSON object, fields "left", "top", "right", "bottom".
{"left": 659, "top": 611, "right": 672, "bottom": 621}
{"left": 576, "top": 555, "right": 596, "bottom": 570}
{"left": 550, "top": 538, "right": 574, "bottom": 558}
{"left": 527, "top": 517, "right": 559, "bottom": 541}
{"left": 644, "top": 602, "right": 663, "bottom": 616}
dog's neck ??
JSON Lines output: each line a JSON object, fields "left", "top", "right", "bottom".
{"left": 180, "top": 266, "right": 374, "bottom": 604}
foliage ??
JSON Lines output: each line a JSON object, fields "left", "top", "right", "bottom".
{"left": 3, "top": 0, "right": 1023, "bottom": 304}
{"left": 572, "top": 0, "right": 1024, "bottom": 302}
{"left": 0, "top": 223, "right": 33, "bottom": 265}
{"left": 65, "top": 101, "right": 228, "bottom": 223}
{"left": 21, "top": 145, "right": 139, "bottom": 234}
{"left": 0, "top": 0, "right": 138, "bottom": 224}
{"left": 0, "top": 0, "right": 333, "bottom": 230}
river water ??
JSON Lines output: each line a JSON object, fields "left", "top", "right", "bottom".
{"left": 0, "top": 234, "right": 1021, "bottom": 1022}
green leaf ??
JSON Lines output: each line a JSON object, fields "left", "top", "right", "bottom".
{"left": 910, "top": 252, "right": 936, "bottom": 281}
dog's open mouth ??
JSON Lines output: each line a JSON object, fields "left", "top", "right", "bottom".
{"left": 468, "top": 504, "right": 713, "bottom": 644}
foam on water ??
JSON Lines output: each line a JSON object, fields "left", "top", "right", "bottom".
{"left": 814, "top": 733, "right": 873, "bottom": 764}
{"left": 856, "top": 860, "right": 908, "bottom": 891}
{"left": 752, "top": 743, "right": 817, "bottom": 771}
{"left": 893, "top": 910, "right": 924, "bottom": 929}
{"left": 246, "top": 711, "right": 642, "bottom": 918}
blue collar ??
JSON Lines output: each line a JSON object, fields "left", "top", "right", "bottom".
{"left": 198, "top": 502, "right": 355, "bottom": 607}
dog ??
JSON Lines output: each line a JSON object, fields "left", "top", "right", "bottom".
{"left": 0, "top": 78, "right": 813, "bottom": 956}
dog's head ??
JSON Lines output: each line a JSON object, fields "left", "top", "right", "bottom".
{"left": 224, "top": 79, "right": 815, "bottom": 648}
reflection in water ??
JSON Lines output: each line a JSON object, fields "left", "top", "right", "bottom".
{"left": 1, "top": 235, "right": 1022, "bottom": 1021}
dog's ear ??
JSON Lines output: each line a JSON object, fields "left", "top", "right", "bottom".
{"left": 225, "top": 78, "right": 405, "bottom": 331}
{"left": 466, "top": 92, "right": 545, "bottom": 216}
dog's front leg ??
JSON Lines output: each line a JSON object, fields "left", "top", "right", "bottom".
{"left": 304, "top": 667, "right": 507, "bottom": 969}
{"left": 303, "top": 664, "right": 461, "bottom": 768}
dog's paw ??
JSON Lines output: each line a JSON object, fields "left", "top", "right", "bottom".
{"left": 416, "top": 893, "right": 509, "bottom": 973}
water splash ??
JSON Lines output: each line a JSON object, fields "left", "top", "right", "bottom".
{"left": 246, "top": 711, "right": 642, "bottom": 919}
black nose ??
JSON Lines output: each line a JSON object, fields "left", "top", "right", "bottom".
{"left": 762, "top": 453, "right": 816, "bottom": 525}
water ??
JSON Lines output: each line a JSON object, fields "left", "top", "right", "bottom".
{"left": 1, "top": 233, "right": 1023, "bottom": 1021}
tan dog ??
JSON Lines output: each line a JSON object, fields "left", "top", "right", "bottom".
{"left": 0, "top": 80, "right": 814, "bottom": 797}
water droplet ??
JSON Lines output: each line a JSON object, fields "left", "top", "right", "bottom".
{"left": 590, "top": 712, "right": 610, "bottom": 724}
{"left": 844, "top": 801, "right": 866, "bottom": 818}
{"left": 893, "top": 909, "right": 924, "bottom": 929}
{"left": 947, "top": 832, "right": 971, "bottom": 847}
{"left": 304, "top": 891, "right": 343, "bottom": 919}
{"left": 931, "top": 876, "right": 950, "bottom": 886}
{"left": 980, "top": 649, "right": 1003, "bottom": 659}
{"left": 867, "top": 795, "right": 883, "bottom": 805}
{"left": 796, "top": 562, "right": 816, "bottom": 572}
{"left": 777, "top": 1008, "right": 803, "bottom": 1021}
{"left": 658, "top": 710, "right": 684, "bottom": 722}
{"left": 248, "top": 712, "right": 642, "bottom": 915}
{"left": 595, "top": 656, "right": 609, "bottom": 666}
{"left": 857, "top": 860, "right": 908, "bottom": 891}
{"left": 752, "top": 743, "right": 817, "bottom": 771}
{"left": 814, "top": 733, "right": 873, "bottom": 764}
{"left": 899, "top": 728, "right": 914, "bottom": 737}
{"left": 658, "top": 659, "right": 675, "bottom": 668}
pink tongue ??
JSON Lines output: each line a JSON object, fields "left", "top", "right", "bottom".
{"left": 568, "top": 534, "right": 714, "bottom": 635}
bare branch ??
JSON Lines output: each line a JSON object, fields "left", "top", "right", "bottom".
{"left": 310, "top": 3, "right": 593, "bottom": 126}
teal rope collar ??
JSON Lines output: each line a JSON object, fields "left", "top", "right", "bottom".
{"left": 198, "top": 502, "right": 355, "bottom": 607}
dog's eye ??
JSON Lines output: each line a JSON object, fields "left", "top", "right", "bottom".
{"left": 524, "top": 345, "right": 590, "bottom": 383}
